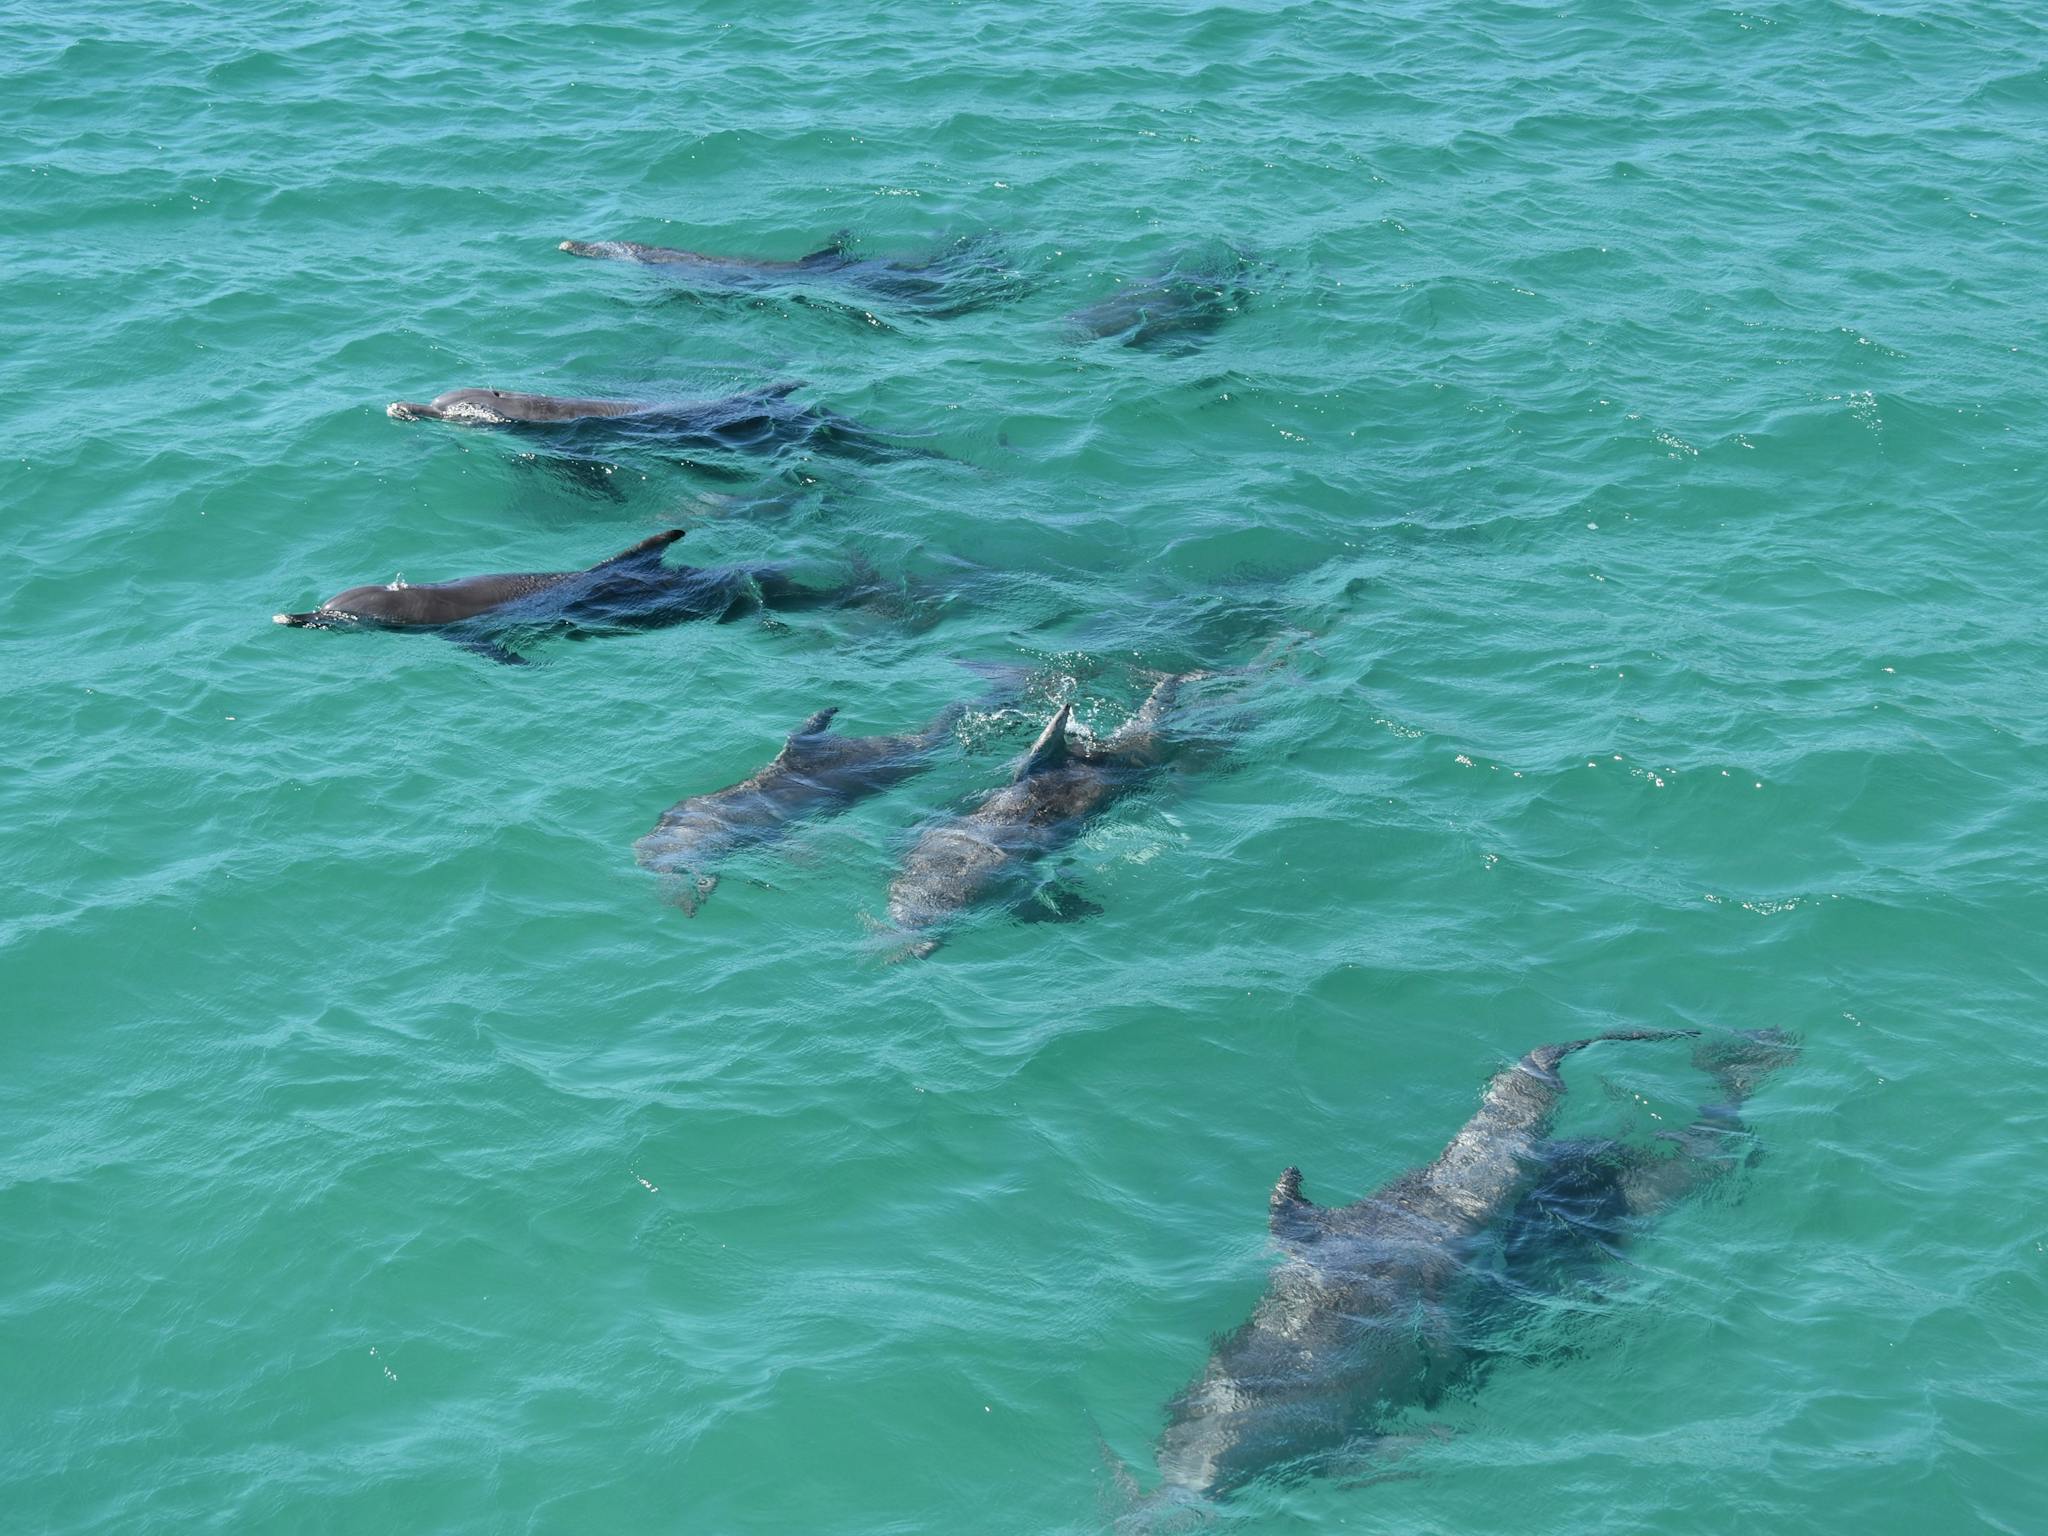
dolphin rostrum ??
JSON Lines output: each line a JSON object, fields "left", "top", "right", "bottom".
{"left": 386, "top": 382, "right": 943, "bottom": 464}
{"left": 635, "top": 702, "right": 967, "bottom": 913}
{"left": 273, "top": 530, "right": 826, "bottom": 665}
{"left": 1139, "top": 1028, "right": 1708, "bottom": 1508}
{"left": 560, "top": 230, "right": 1025, "bottom": 318}
{"left": 882, "top": 673, "right": 1194, "bottom": 957}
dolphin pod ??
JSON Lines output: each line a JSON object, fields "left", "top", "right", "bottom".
{"left": 270, "top": 219, "right": 1800, "bottom": 1518}
{"left": 1117, "top": 1027, "right": 1800, "bottom": 1513}
{"left": 635, "top": 702, "right": 968, "bottom": 914}
{"left": 274, "top": 529, "right": 841, "bottom": 665}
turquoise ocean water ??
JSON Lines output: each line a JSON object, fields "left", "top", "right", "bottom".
{"left": 4, "top": 2, "right": 2046, "bottom": 1530}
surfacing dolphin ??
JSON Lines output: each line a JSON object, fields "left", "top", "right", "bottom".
{"left": 273, "top": 529, "right": 832, "bottom": 665}
{"left": 635, "top": 702, "right": 966, "bottom": 914}
{"left": 560, "top": 230, "right": 1024, "bottom": 318}
{"left": 1120, "top": 1027, "right": 1795, "bottom": 1518}
{"left": 1067, "top": 245, "right": 1264, "bottom": 350}
{"left": 387, "top": 382, "right": 944, "bottom": 464}
{"left": 881, "top": 673, "right": 1195, "bottom": 958}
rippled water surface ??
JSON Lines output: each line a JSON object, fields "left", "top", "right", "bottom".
{"left": 5, "top": 2, "right": 2047, "bottom": 1531}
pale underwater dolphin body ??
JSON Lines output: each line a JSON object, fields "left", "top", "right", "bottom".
{"left": 386, "top": 382, "right": 945, "bottom": 464}
{"left": 1067, "top": 245, "right": 1264, "bottom": 350}
{"left": 273, "top": 529, "right": 830, "bottom": 665}
{"left": 560, "top": 230, "right": 1026, "bottom": 318}
{"left": 634, "top": 702, "right": 967, "bottom": 914}
{"left": 1118, "top": 1027, "right": 1798, "bottom": 1517}
{"left": 881, "top": 672, "right": 1195, "bottom": 958}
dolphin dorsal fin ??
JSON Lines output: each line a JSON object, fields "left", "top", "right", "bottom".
{"left": 792, "top": 707, "right": 839, "bottom": 738}
{"left": 1013, "top": 703, "right": 1073, "bottom": 782}
{"left": 799, "top": 230, "right": 853, "bottom": 268}
{"left": 1269, "top": 1166, "right": 1325, "bottom": 1249}
{"left": 774, "top": 707, "right": 840, "bottom": 766}
{"left": 591, "top": 529, "right": 686, "bottom": 572}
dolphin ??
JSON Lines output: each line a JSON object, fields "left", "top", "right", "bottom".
{"left": 273, "top": 529, "right": 827, "bottom": 665}
{"left": 635, "top": 702, "right": 966, "bottom": 913}
{"left": 1067, "top": 245, "right": 1263, "bottom": 350}
{"left": 558, "top": 236, "right": 853, "bottom": 278}
{"left": 386, "top": 382, "right": 943, "bottom": 464}
{"left": 882, "top": 673, "right": 1192, "bottom": 957}
{"left": 1138, "top": 1028, "right": 1703, "bottom": 1509}
{"left": 560, "top": 230, "right": 1024, "bottom": 318}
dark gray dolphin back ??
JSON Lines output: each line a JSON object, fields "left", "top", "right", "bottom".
{"left": 1150, "top": 1027, "right": 1699, "bottom": 1504}
{"left": 275, "top": 529, "right": 691, "bottom": 635}
{"left": 1268, "top": 1028, "right": 1695, "bottom": 1250}
{"left": 635, "top": 698, "right": 968, "bottom": 913}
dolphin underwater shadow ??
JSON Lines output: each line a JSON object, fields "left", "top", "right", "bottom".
{"left": 273, "top": 529, "right": 849, "bottom": 666}
{"left": 1113, "top": 1027, "right": 1798, "bottom": 1520}
{"left": 387, "top": 382, "right": 951, "bottom": 467}
{"left": 559, "top": 229, "right": 1029, "bottom": 319}
{"left": 1066, "top": 245, "right": 1266, "bottom": 351}
{"left": 635, "top": 701, "right": 969, "bottom": 915}
{"left": 878, "top": 671, "right": 1200, "bottom": 959}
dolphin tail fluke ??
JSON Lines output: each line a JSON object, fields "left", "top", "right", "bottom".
{"left": 1691, "top": 1027, "right": 1801, "bottom": 1108}
{"left": 1603, "top": 1030, "right": 1798, "bottom": 1221}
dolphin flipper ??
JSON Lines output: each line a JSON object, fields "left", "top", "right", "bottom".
{"left": 447, "top": 633, "right": 529, "bottom": 666}
{"left": 521, "top": 452, "right": 629, "bottom": 501}
{"left": 1011, "top": 877, "right": 1102, "bottom": 926}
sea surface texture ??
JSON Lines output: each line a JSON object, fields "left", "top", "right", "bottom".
{"left": 4, "top": 2, "right": 2045, "bottom": 1531}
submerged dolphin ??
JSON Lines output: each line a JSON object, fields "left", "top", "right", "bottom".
{"left": 560, "top": 231, "right": 1024, "bottom": 318}
{"left": 882, "top": 674, "right": 1192, "bottom": 957}
{"left": 635, "top": 702, "right": 966, "bottom": 913}
{"left": 387, "top": 382, "right": 942, "bottom": 464}
{"left": 273, "top": 529, "right": 824, "bottom": 665}
{"left": 1067, "top": 246, "right": 1263, "bottom": 349}
{"left": 1496, "top": 1028, "right": 1802, "bottom": 1301}
{"left": 1126, "top": 1027, "right": 1795, "bottom": 1513}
